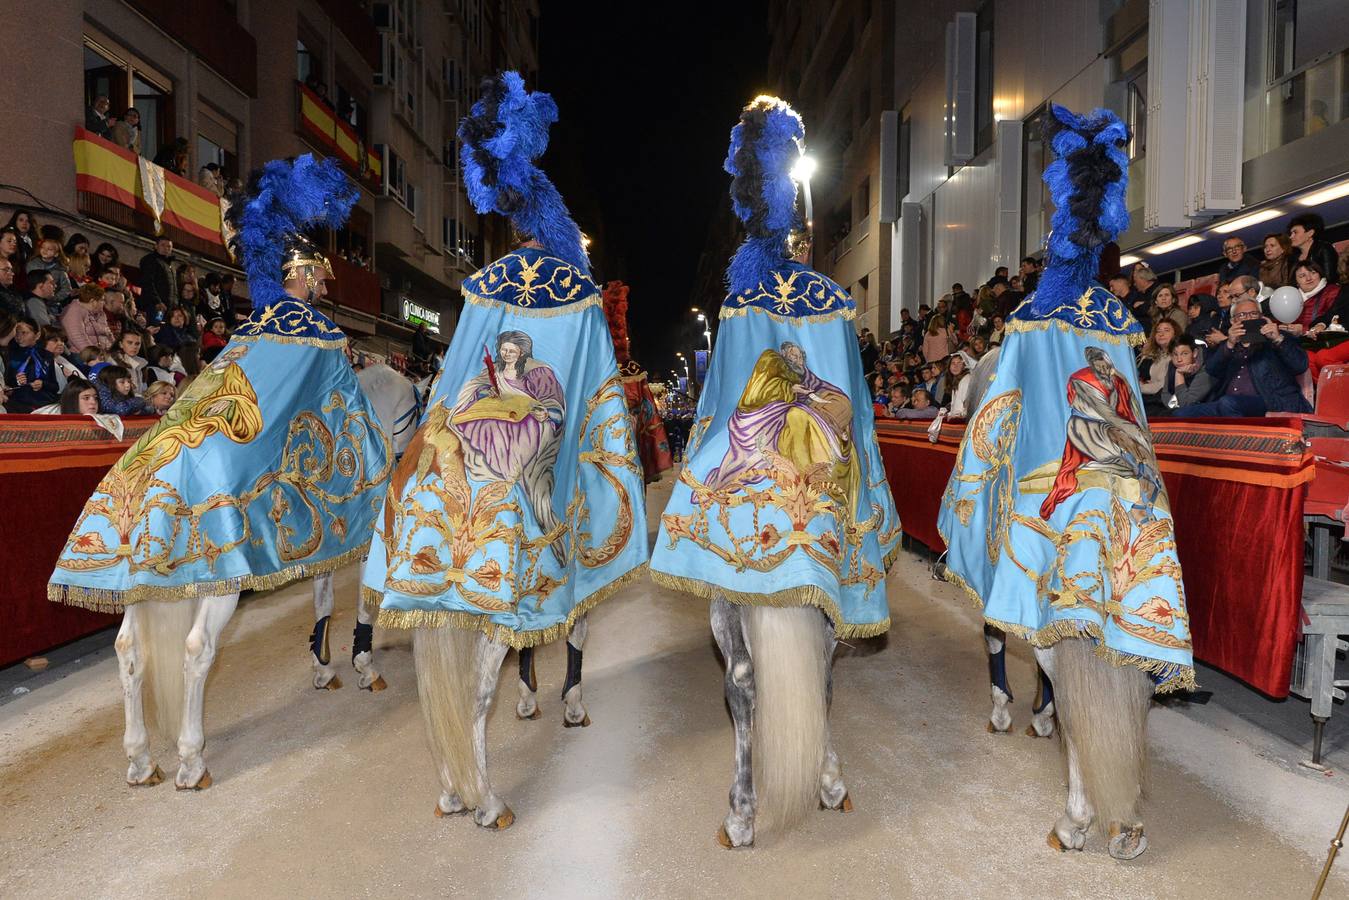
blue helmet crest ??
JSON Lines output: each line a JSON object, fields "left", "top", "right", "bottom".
{"left": 724, "top": 95, "right": 806, "bottom": 295}
{"left": 458, "top": 71, "right": 589, "bottom": 274}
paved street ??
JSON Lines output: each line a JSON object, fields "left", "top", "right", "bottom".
{"left": 2, "top": 476, "right": 1346, "bottom": 899}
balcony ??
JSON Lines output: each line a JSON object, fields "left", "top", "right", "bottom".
{"left": 72, "top": 127, "right": 232, "bottom": 264}
{"left": 296, "top": 83, "right": 383, "bottom": 192}
{"left": 327, "top": 255, "right": 381, "bottom": 316}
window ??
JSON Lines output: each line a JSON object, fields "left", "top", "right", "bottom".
{"left": 974, "top": 1, "right": 996, "bottom": 155}
{"left": 197, "top": 101, "right": 239, "bottom": 183}
{"left": 1263, "top": 0, "right": 1349, "bottom": 151}
{"left": 1021, "top": 109, "right": 1051, "bottom": 255}
{"left": 855, "top": 177, "right": 871, "bottom": 225}
{"left": 1271, "top": 0, "right": 1349, "bottom": 80}
{"left": 297, "top": 40, "right": 315, "bottom": 84}
{"left": 83, "top": 35, "right": 172, "bottom": 160}
{"left": 386, "top": 147, "right": 406, "bottom": 203}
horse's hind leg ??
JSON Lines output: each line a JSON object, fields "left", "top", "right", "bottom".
{"left": 176, "top": 594, "right": 239, "bottom": 790}
{"left": 515, "top": 647, "right": 541, "bottom": 719}
{"left": 352, "top": 584, "right": 386, "bottom": 691}
{"left": 1026, "top": 663, "right": 1056, "bottom": 738}
{"left": 1036, "top": 646, "right": 1091, "bottom": 851}
{"left": 469, "top": 635, "right": 512, "bottom": 829}
{"left": 116, "top": 606, "right": 162, "bottom": 786}
{"left": 985, "top": 624, "right": 1013, "bottom": 733}
{"left": 562, "top": 616, "right": 591, "bottom": 727}
{"left": 711, "top": 597, "right": 755, "bottom": 848}
{"left": 310, "top": 573, "right": 341, "bottom": 690}
{"left": 819, "top": 618, "right": 851, "bottom": 811}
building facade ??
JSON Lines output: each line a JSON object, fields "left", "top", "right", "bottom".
{"left": 764, "top": 0, "right": 1349, "bottom": 338}
{"left": 3, "top": 0, "right": 539, "bottom": 360}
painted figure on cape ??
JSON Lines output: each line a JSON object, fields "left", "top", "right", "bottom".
{"left": 650, "top": 95, "right": 900, "bottom": 848}
{"left": 362, "top": 71, "right": 647, "bottom": 830}
{"left": 938, "top": 105, "right": 1195, "bottom": 861}
{"left": 47, "top": 155, "right": 393, "bottom": 789}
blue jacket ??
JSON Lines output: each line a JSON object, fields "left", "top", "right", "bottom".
{"left": 1203, "top": 336, "right": 1311, "bottom": 414}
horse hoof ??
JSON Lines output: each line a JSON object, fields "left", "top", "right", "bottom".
{"left": 820, "top": 793, "right": 854, "bottom": 812}
{"left": 987, "top": 721, "right": 1009, "bottom": 734}
{"left": 493, "top": 808, "right": 515, "bottom": 830}
{"left": 1047, "top": 829, "right": 1066, "bottom": 852}
{"left": 366, "top": 676, "right": 387, "bottom": 693}
{"left": 323, "top": 676, "right": 343, "bottom": 691}
{"left": 176, "top": 770, "right": 212, "bottom": 791}
{"left": 433, "top": 804, "right": 467, "bottom": 819}
{"left": 716, "top": 826, "right": 734, "bottom": 849}
{"left": 563, "top": 713, "right": 591, "bottom": 728}
{"left": 1108, "top": 826, "right": 1148, "bottom": 861}
{"left": 516, "top": 707, "right": 542, "bottom": 721}
{"left": 130, "top": 765, "right": 165, "bottom": 787}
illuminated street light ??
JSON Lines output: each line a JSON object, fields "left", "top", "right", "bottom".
{"left": 790, "top": 153, "right": 818, "bottom": 184}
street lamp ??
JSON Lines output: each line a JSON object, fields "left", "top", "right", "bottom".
{"left": 790, "top": 152, "right": 818, "bottom": 267}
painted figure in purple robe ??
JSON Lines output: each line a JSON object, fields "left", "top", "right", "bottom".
{"left": 707, "top": 340, "right": 861, "bottom": 519}
{"left": 451, "top": 329, "right": 566, "bottom": 559}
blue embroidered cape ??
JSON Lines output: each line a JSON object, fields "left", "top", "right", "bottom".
{"left": 649, "top": 264, "right": 901, "bottom": 638}
{"left": 937, "top": 288, "right": 1196, "bottom": 691}
{"left": 363, "top": 248, "right": 648, "bottom": 647}
{"left": 48, "top": 300, "right": 392, "bottom": 609}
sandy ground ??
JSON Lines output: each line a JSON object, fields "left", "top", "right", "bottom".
{"left": 3, "top": 476, "right": 1347, "bottom": 899}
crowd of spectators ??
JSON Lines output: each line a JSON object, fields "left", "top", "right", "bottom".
{"left": 0, "top": 208, "right": 246, "bottom": 418}
{"left": 865, "top": 212, "right": 1349, "bottom": 422}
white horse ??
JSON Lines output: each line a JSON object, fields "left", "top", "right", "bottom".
{"left": 113, "top": 362, "right": 419, "bottom": 790}
{"left": 709, "top": 598, "right": 852, "bottom": 848}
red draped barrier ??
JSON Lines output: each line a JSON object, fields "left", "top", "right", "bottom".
{"left": 876, "top": 417, "right": 1312, "bottom": 697}
{"left": 0, "top": 415, "right": 157, "bottom": 668}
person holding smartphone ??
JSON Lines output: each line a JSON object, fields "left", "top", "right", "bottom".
{"left": 1174, "top": 299, "right": 1311, "bottom": 416}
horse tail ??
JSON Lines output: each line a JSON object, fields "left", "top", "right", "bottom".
{"left": 1051, "top": 637, "right": 1153, "bottom": 829}
{"left": 136, "top": 598, "right": 198, "bottom": 742}
{"left": 414, "top": 625, "right": 490, "bottom": 809}
{"left": 745, "top": 605, "right": 828, "bottom": 832}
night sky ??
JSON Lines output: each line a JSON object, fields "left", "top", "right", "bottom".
{"left": 539, "top": 2, "right": 770, "bottom": 380}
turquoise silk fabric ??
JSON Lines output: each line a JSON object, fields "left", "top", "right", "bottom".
{"left": 938, "top": 287, "right": 1196, "bottom": 690}
{"left": 650, "top": 263, "right": 901, "bottom": 638}
{"left": 364, "top": 248, "right": 648, "bottom": 646}
{"left": 48, "top": 300, "right": 392, "bottom": 609}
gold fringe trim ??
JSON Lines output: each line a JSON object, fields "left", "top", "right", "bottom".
{"left": 231, "top": 333, "right": 348, "bottom": 349}
{"left": 461, "top": 291, "right": 603, "bottom": 317}
{"left": 649, "top": 569, "right": 890, "bottom": 640}
{"left": 47, "top": 543, "right": 373, "bottom": 613}
{"left": 372, "top": 564, "right": 648, "bottom": 649}
{"left": 718, "top": 304, "right": 856, "bottom": 325}
{"left": 1002, "top": 317, "right": 1145, "bottom": 347}
{"left": 938, "top": 565, "right": 1196, "bottom": 694}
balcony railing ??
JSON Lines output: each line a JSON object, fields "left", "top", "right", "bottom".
{"left": 296, "top": 82, "right": 383, "bottom": 191}
{"left": 326, "top": 254, "right": 381, "bottom": 316}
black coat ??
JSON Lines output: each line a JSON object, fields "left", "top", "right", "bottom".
{"left": 137, "top": 251, "right": 176, "bottom": 312}
{"left": 1203, "top": 336, "right": 1312, "bottom": 414}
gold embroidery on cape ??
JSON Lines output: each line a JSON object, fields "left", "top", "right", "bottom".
{"left": 725, "top": 269, "right": 851, "bottom": 318}
{"left": 470, "top": 253, "right": 591, "bottom": 308}
{"left": 233, "top": 300, "right": 346, "bottom": 342}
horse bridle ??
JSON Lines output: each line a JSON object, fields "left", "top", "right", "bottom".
{"left": 390, "top": 382, "right": 425, "bottom": 457}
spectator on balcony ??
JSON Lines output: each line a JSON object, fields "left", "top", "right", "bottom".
{"left": 85, "top": 95, "right": 113, "bottom": 139}
{"left": 1291, "top": 260, "right": 1346, "bottom": 337}
{"left": 1138, "top": 318, "right": 1182, "bottom": 416}
{"left": 1217, "top": 237, "right": 1260, "bottom": 286}
{"left": 1147, "top": 284, "right": 1187, "bottom": 336}
{"left": 3, "top": 210, "right": 38, "bottom": 269}
{"left": 41, "top": 326, "right": 81, "bottom": 391}
{"left": 197, "top": 163, "right": 225, "bottom": 196}
{"left": 4, "top": 317, "right": 58, "bottom": 412}
{"left": 1259, "top": 232, "right": 1295, "bottom": 290}
{"left": 137, "top": 237, "right": 176, "bottom": 312}
{"left": 109, "top": 107, "right": 142, "bottom": 156}
{"left": 25, "top": 238, "right": 74, "bottom": 310}
{"left": 1162, "top": 342, "right": 1215, "bottom": 413}
{"left": 95, "top": 364, "right": 150, "bottom": 415}
{"left": 1289, "top": 213, "right": 1341, "bottom": 285}
{"left": 0, "top": 256, "right": 22, "bottom": 317}
{"left": 152, "top": 137, "right": 190, "bottom": 176}
{"left": 62, "top": 282, "right": 113, "bottom": 353}
{"left": 63, "top": 233, "right": 92, "bottom": 284}
{"left": 201, "top": 317, "right": 229, "bottom": 362}
{"left": 1175, "top": 299, "right": 1311, "bottom": 417}
{"left": 59, "top": 378, "right": 99, "bottom": 415}
{"left": 143, "top": 379, "right": 175, "bottom": 415}
{"left": 89, "top": 242, "right": 119, "bottom": 279}
{"left": 110, "top": 331, "right": 149, "bottom": 392}
{"left": 24, "top": 270, "right": 58, "bottom": 328}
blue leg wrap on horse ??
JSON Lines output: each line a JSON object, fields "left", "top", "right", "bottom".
{"left": 519, "top": 647, "right": 537, "bottom": 691}
{"left": 984, "top": 623, "right": 1011, "bottom": 700}
{"left": 563, "top": 642, "right": 583, "bottom": 700}
{"left": 352, "top": 622, "right": 373, "bottom": 660}
{"left": 1033, "top": 665, "right": 1055, "bottom": 713}
{"left": 310, "top": 615, "right": 332, "bottom": 666}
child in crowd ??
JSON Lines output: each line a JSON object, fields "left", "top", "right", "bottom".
{"left": 201, "top": 317, "right": 229, "bottom": 362}
{"left": 5, "top": 317, "right": 58, "bottom": 412}
{"left": 143, "top": 380, "right": 176, "bottom": 415}
{"left": 145, "top": 344, "right": 185, "bottom": 385}
{"left": 110, "top": 330, "right": 149, "bottom": 392}
{"left": 94, "top": 364, "right": 151, "bottom": 416}
{"left": 25, "top": 238, "right": 74, "bottom": 308}
{"left": 59, "top": 378, "right": 100, "bottom": 415}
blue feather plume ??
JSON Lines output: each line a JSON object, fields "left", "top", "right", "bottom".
{"left": 1021, "top": 104, "right": 1131, "bottom": 316}
{"left": 225, "top": 154, "right": 358, "bottom": 311}
{"left": 724, "top": 96, "right": 805, "bottom": 294}
{"left": 458, "top": 71, "right": 589, "bottom": 274}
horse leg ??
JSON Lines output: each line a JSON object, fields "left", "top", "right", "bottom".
{"left": 469, "top": 634, "right": 512, "bottom": 829}
{"left": 309, "top": 572, "right": 341, "bottom": 690}
{"left": 1036, "top": 646, "right": 1091, "bottom": 850}
{"left": 711, "top": 597, "right": 756, "bottom": 848}
{"left": 175, "top": 593, "right": 239, "bottom": 790}
{"left": 819, "top": 618, "right": 851, "bottom": 811}
{"left": 985, "top": 624, "right": 1013, "bottom": 733}
{"left": 116, "top": 606, "right": 162, "bottom": 786}
{"left": 352, "top": 585, "right": 386, "bottom": 691}
{"left": 515, "top": 647, "right": 541, "bottom": 720}
{"left": 1026, "top": 663, "right": 1056, "bottom": 738}
{"left": 562, "top": 615, "right": 591, "bottom": 727}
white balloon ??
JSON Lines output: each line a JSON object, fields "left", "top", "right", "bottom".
{"left": 1268, "top": 285, "right": 1304, "bottom": 324}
